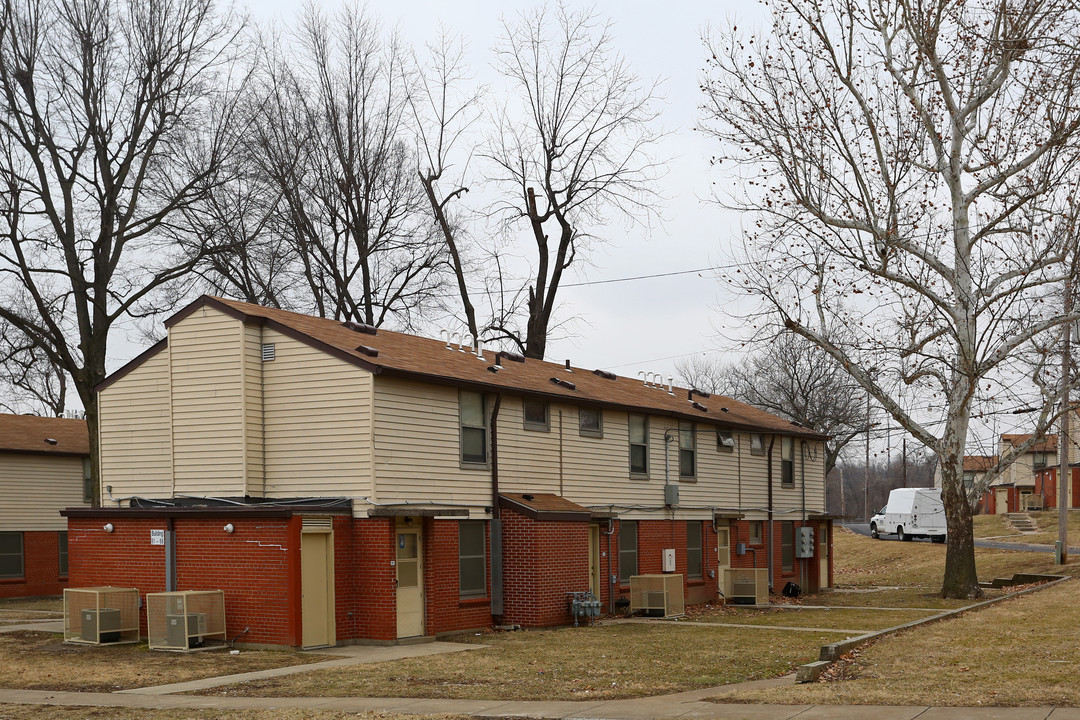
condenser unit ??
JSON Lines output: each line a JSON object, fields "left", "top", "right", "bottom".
{"left": 629, "top": 573, "right": 684, "bottom": 617}
{"left": 723, "top": 568, "right": 769, "bottom": 605}
{"left": 64, "top": 587, "right": 140, "bottom": 645}
{"left": 147, "top": 590, "right": 226, "bottom": 651}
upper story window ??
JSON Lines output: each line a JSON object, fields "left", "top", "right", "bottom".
{"left": 460, "top": 391, "right": 488, "bottom": 465}
{"left": 523, "top": 399, "right": 550, "bottom": 432}
{"left": 679, "top": 421, "right": 695, "bottom": 478}
{"left": 750, "top": 433, "right": 765, "bottom": 456}
{"left": 579, "top": 407, "right": 603, "bottom": 438}
{"left": 82, "top": 458, "right": 93, "bottom": 504}
{"left": 963, "top": 471, "right": 976, "bottom": 488}
{"left": 717, "top": 431, "right": 735, "bottom": 452}
{"left": 629, "top": 414, "right": 648, "bottom": 476}
{"left": 1033, "top": 451, "right": 1049, "bottom": 469}
{"left": 781, "top": 436, "right": 795, "bottom": 486}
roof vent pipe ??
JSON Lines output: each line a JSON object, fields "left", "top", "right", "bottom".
{"left": 494, "top": 352, "right": 504, "bottom": 369}
{"left": 441, "top": 329, "right": 452, "bottom": 349}
{"left": 565, "top": 359, "right": 572, "bottom": 372}
{"left": 448, "top": 332, "right": 459, "bottom": 350}
{"left": 667, "top": 376, "right": 675, "bottom": 395}
{"left": 476, "top": 342, "right": 485, "bottom": 361}
{"left": 639, "top": 371, "right": 651, "bottom": 387}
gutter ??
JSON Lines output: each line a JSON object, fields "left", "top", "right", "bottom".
{"left": 490, "top": 394, "right": 504, "bottom": 617}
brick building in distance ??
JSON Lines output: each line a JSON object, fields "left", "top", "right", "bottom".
{"left": 65, "top": 296, "right": 833, "bottom": 648}
{"left": 1, "top": 413, "right": 90, "bottom": 597}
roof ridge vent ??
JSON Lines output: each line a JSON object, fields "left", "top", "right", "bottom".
{"left": 550, "top": 377, "right": 577, "bottom": 390}
{"left": 690, "top": 388, "right": 711, "bottom": 399}
{"left": 497, "top": 351, "right": 526, "bottom": 364}
{"left": 342, "top": 321, "right": 377, "bottom": 335}
{"left": 593, "top": 369, "right": 616, "bottom": 380}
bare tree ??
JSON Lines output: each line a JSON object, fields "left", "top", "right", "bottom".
{"left": 242, "top": 6, "right": 449, "bottom": 328}
{"left": 485, "top": 3, "right": 664, "bottom": 358}
{"left": 0, "top": 0, "right": 247, "bottom": 504}
{"left": 702, "top": 0, "right": 1080, "bottom": 597}
{"left": 678, "top": 334, "right": 869, "bottom": 474}
{"left": 0, "top": 318, "right": 66, "bottom": 416}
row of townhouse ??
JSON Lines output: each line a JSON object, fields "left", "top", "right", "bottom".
{"left": 66, "top": 296, "right": 833, "bottom": 648}
{"left": 0, "top": 414, "right": 90, "bottom": 597}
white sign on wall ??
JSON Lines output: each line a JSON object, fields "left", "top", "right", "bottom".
{"left": 150, "top": 529, "right": 165, "bottom": 546}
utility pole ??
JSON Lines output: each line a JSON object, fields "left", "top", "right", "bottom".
{"left": 1059, "top": 275, "right": 1071, "bottom": 565}
{"left": 902, "top": 438, "right": 908, "bottom": 488}
{"left": 865, "top": 393, "right": 871, "bottom": 522}
{"left": 839, "top": 464, "right": 846, "bottom": 520}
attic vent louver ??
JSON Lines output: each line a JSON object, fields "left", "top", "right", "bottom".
{"left": 261, "top": 343, "right": 276, "bottom": 362}
{"left": 550, "top": 377, "right": 577, "bottom": 390}
{"left": 342, "top": 321, "right": 377, "bottom": 335}
{"left": 355, "top": 345, "right": 379, "bottom": 357}
{"left": 497, "top": 351, "right": 526, "bottom": 364}
{"left": 593, "top": 369, "right": 616, "bottom": 380}
{"left": 691, "top": 401, "right": 708, "bottom": 412}
{"left": 45, "top": 438, "right": 58, "bottom": 445}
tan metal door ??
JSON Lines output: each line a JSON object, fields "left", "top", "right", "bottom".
{"left": 716, "top": 523, "right": 731, "bottom": 579}
{"left": 396, "top": 524, "right": 423, "bottom": 638}
{"left": 588, "top": 524, "right": 601, "bottom": 597}
{"left": 995, "top": 488, "right": 1009, "bottom": 514}
{"left": 301, "top": 530, "right": 334, "bottom": 648}
{"left": 818, "top": 523, "right": 829, "bottom": 590}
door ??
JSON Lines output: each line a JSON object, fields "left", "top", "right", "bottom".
{"left": 396, "top": 522, "right": 424, "bottom": 638}
{"left": 995, "top": 488, "right": 1008, "bottom": 514}
{"left": 588, "top": 524, "right": 601, "bottom": 598}
{"left": 716, "top": 522, "right": 730, "bottom": 586}
{"left": 818, "top": 522, "right": 830, "bottom": 590}
{"left": 301, "top": 529, "right": 334, "bottom": 648}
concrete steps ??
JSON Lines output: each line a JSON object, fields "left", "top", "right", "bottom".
{"left": 1003, "top": 512, "right": 1039, "bottom": 534}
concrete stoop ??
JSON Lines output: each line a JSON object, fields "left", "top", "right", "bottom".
{"left": 1004, "top": 513, "right": 1039, "bottom": 534}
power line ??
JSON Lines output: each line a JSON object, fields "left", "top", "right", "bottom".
{"left": 562, "top": 265, "right": 731, "bottom": 288}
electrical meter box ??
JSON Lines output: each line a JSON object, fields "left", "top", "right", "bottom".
{"left": 795, "top": 526, "right": 815, "bottom": 558}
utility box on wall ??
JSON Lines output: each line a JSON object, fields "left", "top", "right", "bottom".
{"left": 795, "top": 526, "right": 815, "bottom": 558}
{"left": 662, "top": 548, "right": 676, "bottom": 572}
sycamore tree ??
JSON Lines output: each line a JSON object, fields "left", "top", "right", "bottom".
{"left": 702, "top": 0, "right": 1080, "bottom": 597}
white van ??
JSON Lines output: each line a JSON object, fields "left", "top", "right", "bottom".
{"left": 870, "top": 488, "right": 947, "bottom": 543}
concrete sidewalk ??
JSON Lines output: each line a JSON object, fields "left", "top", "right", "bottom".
{"left": 4, "top": 685, "right": 1080, "bottom": 719}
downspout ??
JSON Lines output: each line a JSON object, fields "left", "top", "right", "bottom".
{"left": 558, "top": 410, "right": 564, "bottom": 497}
{"left": 603, "top": 514, "right": 615, "bottom": 612}
{"left": 767, "top": 434, "right": 776, "bottom": 591}
{"left": 801, "top": 440, "right": 807, "bottom": 591}
{"left": 490, "top": 394, "right": 504, "bottom": 617}
{"left": 165, "top": 516, "right": 177, "bottom": 592}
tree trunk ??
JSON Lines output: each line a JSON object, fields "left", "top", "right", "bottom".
{"left": 939, "top": 457, "right": 981, "bottom": 598}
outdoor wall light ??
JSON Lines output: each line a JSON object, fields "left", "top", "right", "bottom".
{"left": 223, "top": 523, "right": 235, "bottom": 534}
{"left": 103, "top": 523, "right": 114, "bottom": 533}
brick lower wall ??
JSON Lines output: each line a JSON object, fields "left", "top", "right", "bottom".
{"left": 500, "top": 508, "right": 590, "bottom": 627}
{"left": 0, "top": 530, "right": 67, "bottom": 598}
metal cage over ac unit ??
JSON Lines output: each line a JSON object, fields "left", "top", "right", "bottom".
{"left": 147, "top": 590, "right": 226, "bottom": 651}
{"left": 628, "top": 573, "right": 684, "bottom": 617}
{"left": 64, "top": 587, "right": 140, "bottom": 645}
{"left": 723, "top": 568, "right": 769, "bottom": 605}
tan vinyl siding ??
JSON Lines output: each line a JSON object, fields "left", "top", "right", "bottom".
{"left": 169, "top": 308, "right": 246, "bottom": 495}
{"left": 243, "top": 324, "right": 265, "bottom": 496}
{"left": 372, "top": 377, "right": 491, "bottom": 508}
{"left": 771, "top": 438, "right": 827, "bottom": 518}
{"left": 98, "top": 348, "right": 172, "bottom": 500}
{"left": 261, "top": 328, "right": 372, "bottom": 498}
{"left": 0, "top": 454, "right": 86, "bottom": 530}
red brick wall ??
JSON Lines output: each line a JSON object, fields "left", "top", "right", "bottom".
{"left": 423, "top": 518, "right": 492, "bottom": 635}
{"left": 500, "top": 508, "right": 589, "bottom": 627}
{"left": 341, "top": 516, "right": 396, "bottom": 642}
{"left": 0, "top": 530, "right": 67, "bottom": 598}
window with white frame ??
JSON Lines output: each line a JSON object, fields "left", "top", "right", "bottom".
{"left": 460, "top": 391, "right": 488, "bottom": 464}
{"left": 679, "top": 421, "right": 696, "bottom": 478}
{"left": 717, "top": 431, "right": 735, "bottom": 452}
{"left": 523, "top": 399, "right": 549, "bottom": 431}
{"left": 781, "top": 436, "right": 795, "bottom": 486}
{"left": 458, "top": 521, "right": 486, "bottom": 598}
{"left": 750, "top": 433, "right": 765, "bottom": 455}
{"left": 629, "top": 414, "right": 648, "bottom": 476}
{"left": 579, "top": 407, "right": 603, "bottom": 437}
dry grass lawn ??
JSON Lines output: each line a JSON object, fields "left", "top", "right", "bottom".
{"left": 0, "top": 597, "right": 63, "bottom": 622}
{"left": 0, "top": 708, "right": 467, "bottom": 720}
{"left": 710, "top": 578, "right": 1078, "bottom": 707}
{"left": 689, "top": 606, "right": 938, "bottom": 631}
{"left": 201, "top": 623, "right": 846, "bottom": 701}
{"left": 0, "top": 632, "right": 329, "bottom": 692}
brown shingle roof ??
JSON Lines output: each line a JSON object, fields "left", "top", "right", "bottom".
{"left": 1001, "top": 434, "right": 1057, "bottom": 452}
{"left": 499, "top": 493, "right": 592, "bottom": 521}
{"left": 963, "top": 455, "right": 996, "bottom": 473}
{"left": 112, "top": 295, "right": 825, "bottom": 438}
{"left": 0, "top": 414, "right": 89, "bottom": 456}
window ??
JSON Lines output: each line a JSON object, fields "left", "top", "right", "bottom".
{"left": 749, "top": 520, "right": 763, "bottom": 545}
{"left": 0, "top": 532, "right": 23, "bottom": 579}
{"left": 579, "top": 407, "right": 603, "bottom": 437}
{"left": 460, "top": 391, "right": 487, "bottom": 464}
{"left": 58, "top": 531, "right": 68, "bottom": 577}
{"left": 523, "top": 399, "right": 549, "bottom": 431}
{"left": 717, "top": 431, "right": 735, "bottom": 452}
{"left": 781, "top": 521, "right": 794, "bottom": 573}
{"left": 458, "top": 521, "right": 486, "bottom": 598}
{"left": 618, "top": 521, "right": 638, "bottom": 582}
{"left": 629, "top": 414, "right": 648, "bottom": 475}
{"left": 781, "top": 436, "right": 795, "bottom": 486}
{"left": 679, "top": 422, "right": 695, "bottom": 478}
{"left": 963, "top": 471, "right": 976, "bottom": 488}
{"left": 82, "top": 458, "right": 93, "bottom": 504}
{"left": 687, "top": 522, "right": 702, "bottom": 579}
{"left": 1033, "top": 452, "right": 1048, "bottom": 469}
{"left": 750, "top": 433, "right": 765, "bottom": 456}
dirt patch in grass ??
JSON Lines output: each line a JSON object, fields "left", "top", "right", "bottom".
{"left": 0, "top": 632, "right": 330, "bottom": 692}
{"left": 0, "top": 708, "right": 468, "bottom": 720}
{"left": 687, "top": 606, "right": 938, "bottom": 631}
{"left": 709, "top": 579, "right": 1078, "bottom": 706}
{"left": 198, "top": 623, "right": 846, "bottom": 702}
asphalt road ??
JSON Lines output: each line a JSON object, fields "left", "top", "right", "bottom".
{"left": 842, "top": 522, "right": 1080, "bottom": 553}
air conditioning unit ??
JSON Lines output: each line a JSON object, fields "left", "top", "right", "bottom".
{"left": 147, "top": 590, "right": 226, "bottom": 651}
{"left": 63, "top": 587, "right": 140, "bottom": 645}
{"left": 629, "top": 573, "right": 684, "bottom": 617}
{"left": 724, "top": 568, "right": 769, "bottom": 605}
